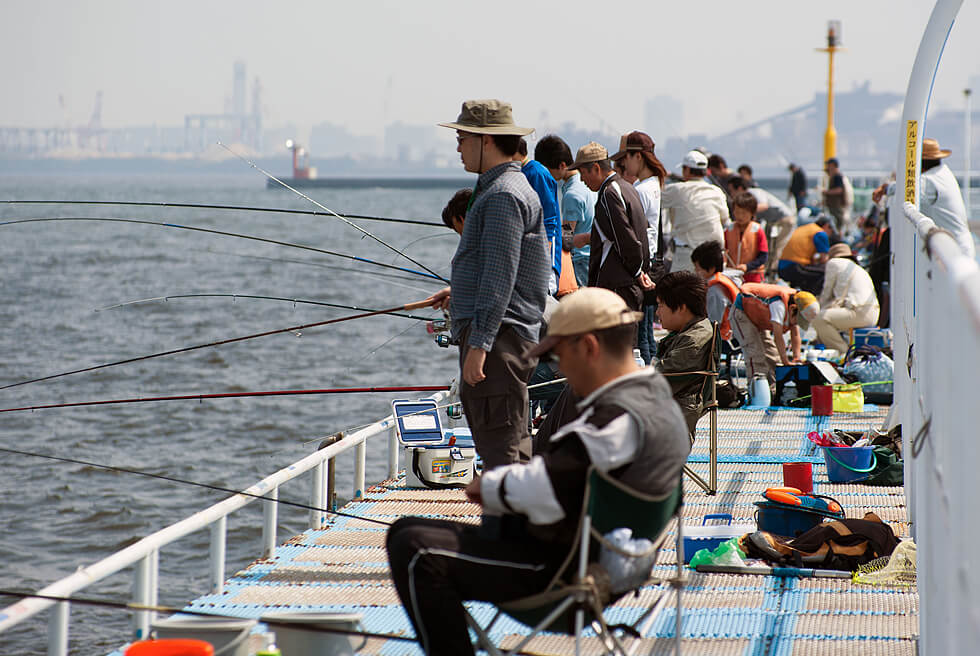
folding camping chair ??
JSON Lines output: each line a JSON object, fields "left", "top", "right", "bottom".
{"left": 661, "top": 321, "right": 721, "bottom": 495}
{"left": 465, "top": 469, "right": 684, "bottom": 656}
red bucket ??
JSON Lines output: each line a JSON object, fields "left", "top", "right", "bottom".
{"left": 782, "top": 461, "right": 813, "bottom": 493}
{"left": 126, "top": 640, "right": 214, "bottom": 656}
{"left": 811, "top": 385, "right": 833, "bottom": 416}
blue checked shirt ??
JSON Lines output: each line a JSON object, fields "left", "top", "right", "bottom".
{"left": 450, "top": 161, "right": 550, "bottom": 351}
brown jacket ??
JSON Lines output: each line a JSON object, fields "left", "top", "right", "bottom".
{"left": 588, "top": 173, "right": 650, "bottom": 292}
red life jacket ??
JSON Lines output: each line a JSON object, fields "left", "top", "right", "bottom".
{"left": 738, "top": 282, "right": 795, "bottom": 333}
{"left": 724, "top": 222, "right": 764, "bottom": 278}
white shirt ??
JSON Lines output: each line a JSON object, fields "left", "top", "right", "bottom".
{"left": 633, "top": 176, "right": 662, "bottom": 256}
{"left": 748, "top": 187, "right": 793, "bottom": 221}
{"left": 662, "top": 178, "right": 728, "bottom": 248}
{"left": 819, "top": 257, "right": 879, "bottom": 311}
{"left": 921, "top": 163, "right": 975, "bottom": 258}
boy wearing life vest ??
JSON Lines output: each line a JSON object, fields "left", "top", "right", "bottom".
{"left": 729, "top": 283, "right": 813, "bottom": 387}
{"left": 691, "top": 240, "right": 740, "bottom": 342}
{"left": 723, "top": 192, "right": 768, "bottom": 283}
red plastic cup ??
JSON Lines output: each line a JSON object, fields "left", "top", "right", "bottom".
{"left": 783, "top": 461, "right": 814, "bottom": 493}
{"left": 811, "top": 385, "right": 833, "bottom": 416}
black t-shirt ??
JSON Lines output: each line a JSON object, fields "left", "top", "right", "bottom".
{"left": 828, "top": 173, "right": 844, "bottom": 189}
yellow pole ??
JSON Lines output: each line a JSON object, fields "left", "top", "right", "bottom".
{"left": 824, "top": 47, "right": 837, "bottom": 162}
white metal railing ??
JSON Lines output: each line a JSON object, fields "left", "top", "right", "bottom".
{"left": 891, "top": 3, "right": 978, "bottom": 653}
{"left": 0, "top": 389, "right": 450, "bottom": 656}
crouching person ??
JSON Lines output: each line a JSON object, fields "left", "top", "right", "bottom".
{"left": 654, "top": 271, "right": 715, "bottom": 438}
{"left": 386, "top": 288, "right": 690, "bottom": 656}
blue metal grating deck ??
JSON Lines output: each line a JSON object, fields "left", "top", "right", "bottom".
{"left": 181, "top": 405, "right": 914, "bottom": 655}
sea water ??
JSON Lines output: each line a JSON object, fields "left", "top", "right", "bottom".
{"left": 0, "top": 174, "right": 459, "bottom": 654}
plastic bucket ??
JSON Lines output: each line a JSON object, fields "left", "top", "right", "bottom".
{"left": 823, "top": 446, "right": 876, "bottom": 483}
{"left": 262, "top": 612, "right": 364, "bottom": 656}
{"left": 126, "top": 640, "right": 214, "bottom": 656}
{"left": 755, "top": 504, "right": 825, "bottom": 537}
{"left": 782, "top": 462, "right": 813, "bottom": 493}
{"left": 151, "top": 616, "right": 255, "bottom": 656}
{"left": 811, "top": 385, "right": 833, "bottom": 416}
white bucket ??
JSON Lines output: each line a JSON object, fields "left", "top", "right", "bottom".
{"left": 151, "top": 615, "right": 256, "bottom": 656}
{"left": 261, "top": 612, "right": 365, "bottom": 656}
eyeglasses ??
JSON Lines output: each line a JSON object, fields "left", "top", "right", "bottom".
{"left": 456, "top": 133, "right": 480, "bottom": 145}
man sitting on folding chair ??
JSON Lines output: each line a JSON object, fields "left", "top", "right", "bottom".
{"left": 387, "top": 288, "right": 691, "bottom": 656}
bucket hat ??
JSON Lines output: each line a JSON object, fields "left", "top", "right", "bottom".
{"left": 529, "top": 288, "right": 642, "bottom": 358}
{"left": 567, "top": 142, "right": 609, "bottom": 170}
{"left": 610, "top": 131, "right": 655, "bottom": 161}
{"left": 827, "top": 243, "right": 854, "bottom": 259}
{"left": 438, "top": 99, "right": 534, "bottom": 136}
{"left": 921, "top": 138, "right": 952, "bottom": 159}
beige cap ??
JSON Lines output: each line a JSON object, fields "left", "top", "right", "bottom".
{"left": 921, "top": 137, "right": 952, "bottom": 159}
{"left": 827, "top": 242, "right": 854, "bottom": 259}
{"left": 568, "top": 141, "right": 609, "bottom": 170}
{"left": 437, "top": 99, "right": 534, "bottom": 136}
{"left": 528, "top": 288, "right": 643, "bottom": 358}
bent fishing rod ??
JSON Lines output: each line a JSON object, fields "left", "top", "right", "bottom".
{"left": 0, "top": 216, "right": 443, "bottom": 281}
{"left": 0, "top": 299, "right": 433, "bottom": 391}
{"left": 219, "top": 141, "right": 447, "bottom": 282}
{"left": 0, "top": 385, "right": 451, "bottom": 414}
{"left": 97, "top": 293, "right": 434, "bottom": 319}
{"left": 1, "top": 199, "right": 442, "bottom": 227}
{"left": 0, "top": 445, "right": 397, "bottom": 527}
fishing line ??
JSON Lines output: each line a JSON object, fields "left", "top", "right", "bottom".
{"left": 0, "top": 446, "right": 397, "bottom": 528}
{"left": 218, "top": 142, "right": 448, "bottom": 283}
{"left": 0, "top": 300, "right": 432, "bottom": 391}
{"left": 97, "top": 293, "right": 434, "bottom": 321}
{"left": 0, "top": 217, "right": 443, "bottom": 281}
{"left": 344, "top": 320, "right": 427, "bottom": 371}
{"left": 189, "top": 247, "right": 439, "bottom": 291}
{"left": 0, "top": 385, "right": 452, "bottom": 414}
{"left": 1, "top": 199, "right": 442, "bottom": 227}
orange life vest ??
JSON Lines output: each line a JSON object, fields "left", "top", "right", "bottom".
{"left": 738, "top": 282, "right": 796, "bottom": 333}
{"left": 780, "top": 223, "right": 824, "bottom": 266}
{"left": 556, "top": 248, "right": 579, "bottom": 298}
{"left": 707, "top": 272, "right": 740, "bottom": 340}
{"left": 724, "top": 222, "right": 764, "bottom": 277}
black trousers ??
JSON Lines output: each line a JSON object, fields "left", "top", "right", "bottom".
{"left": 386, "top": 517, "right": 564, "bottom": 656}
{"left": 778, "top": 262, "right": 825, "bottom": 295}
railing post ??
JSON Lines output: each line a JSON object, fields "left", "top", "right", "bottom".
{"left": 47, "top": 600, "right": 68, "bottom": 656}
{"left": 132, "top": 552, "right": 155, "bottom": 641}
{"left": 262, "top": 486, "right": 279, "bottom": 558}
{"left": 209, "top": 516, "right": 226, "bottom": 594}
{"left": 388, "top": 425, "right": 399, "bottom": 481}
{"left": 311, "top": 460, "right": 326, "bottom": 530}
{"left": 354, "top": 441, "right": 366, "bottom": 499}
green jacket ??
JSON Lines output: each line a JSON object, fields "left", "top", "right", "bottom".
{"left": 657, "top": 317, "right": 714, "bottom": 435}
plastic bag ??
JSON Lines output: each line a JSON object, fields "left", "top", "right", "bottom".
{"left": 688, "top": 538, "right": 746, "bottom": 570}
{"left": 842, "top": 352, "right": 893, "bottom": 395}
{"left": 832, "top": 383, "right": 864, "bottom": 412}
{"left": 599, "top": 528, "right": 658, "bottom": 594}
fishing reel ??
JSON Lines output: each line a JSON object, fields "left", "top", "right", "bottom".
{"left": 428, "top": 309, "right": 452, "bottom": 348}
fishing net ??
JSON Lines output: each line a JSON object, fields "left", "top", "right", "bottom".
{"left": 853, "top": 539, "right": 916, "bottom": 586}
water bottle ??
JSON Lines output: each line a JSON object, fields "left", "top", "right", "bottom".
{"left": 633, "top": 348, "right": 645, "bottom": 368}
{"left": 780, "top": 380, "right": 798, "bottom": 406}
{"left": 750, "top": 374, "right": 771, "bottom": 407}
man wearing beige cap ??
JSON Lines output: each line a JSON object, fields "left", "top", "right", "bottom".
{"left": 570, "top": 141, "right": 654, "bottom": 311}
{"left": 386, "top": 287, "right": 690, "bottom": 656}
{"left": 425, "top": 99, "right": 551, "bottom": 470}
{"left": 811, "top": 243, "right": 879, "bottom": 353}
{"left": 661, "top": 149, "right": 729, "bottom": 273}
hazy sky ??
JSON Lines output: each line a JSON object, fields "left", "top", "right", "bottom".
{"left": 2, "top": 0, "right": 978, "bottom": 140}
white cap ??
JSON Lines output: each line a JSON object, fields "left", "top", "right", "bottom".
{"left": 681, "top": 150, "right": 708, "bottom": 170}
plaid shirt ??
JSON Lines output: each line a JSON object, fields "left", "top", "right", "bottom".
{"left": 450, "top": 161, "right": 550, "bottom": 351}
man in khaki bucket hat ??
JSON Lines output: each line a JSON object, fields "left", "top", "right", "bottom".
{"left": 423, "top": 100, "right": 550, "bottom": 470}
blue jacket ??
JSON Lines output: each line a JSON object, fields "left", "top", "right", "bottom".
{"left": 522, "top": 158, "right": 562, "bottom": 277}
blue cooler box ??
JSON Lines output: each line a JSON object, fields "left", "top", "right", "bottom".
{"left": 682, "top": 514, "right": 755, "bottom": 563}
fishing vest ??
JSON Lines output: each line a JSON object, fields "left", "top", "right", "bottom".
{"left": 737, "top": 282, "right": 795, "bottom": 333}
{"left": 707, "top": 272, "right": 740, "bottom": 340}
{"left": 598, "top": 370, "right": 691, "bottom": 496}
{"left": 724, "top": 222, "right": 764, "bottom": 277}
{"left": 780, "top": 223, "right": 824, "bottom": 265}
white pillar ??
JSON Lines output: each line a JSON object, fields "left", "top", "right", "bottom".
{"left": 965, "top": 88, "right": 972, "bottom": 214}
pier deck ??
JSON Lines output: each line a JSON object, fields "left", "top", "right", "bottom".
{"left": 184, "top": 405, "right": 914, "bottom": 655}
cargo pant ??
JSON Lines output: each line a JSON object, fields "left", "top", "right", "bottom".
{"left": 457, "top": 324, "right": 536, "bottom": 471}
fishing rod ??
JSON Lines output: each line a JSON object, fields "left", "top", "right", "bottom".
{"left": 0, "top": 300, "right": 433, "bottom": 391}
{"left": 1, "top": 199, "right": 442, "bottom": 227}
{"left": 0, "top": 385, "right": 451, "bottom": 414}
{"left": 219, "top": 141, "right": 448, "bottom": 282}
{"left": 0, "top": 217, "right": 443, "bottom": 281}
{"left": 0, "top": 589, "right": 423, "bottom": 644}
{"left": 97, "top": 293, "right": 435, "bottom": 320}
{"left": 0, "top": 445, "right": 396, "bottom": 528}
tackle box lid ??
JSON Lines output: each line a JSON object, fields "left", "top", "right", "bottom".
{"left": 392, "top": 399, "right": 445, "bottom": 446}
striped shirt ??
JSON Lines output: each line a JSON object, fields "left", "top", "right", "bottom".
{"left": 450, "top": 161, "right": 550, "bottom": 351}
